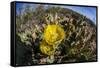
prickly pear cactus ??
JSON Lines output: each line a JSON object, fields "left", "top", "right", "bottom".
{"left": 16, "top": 5, "right": 97, "bottom": 65}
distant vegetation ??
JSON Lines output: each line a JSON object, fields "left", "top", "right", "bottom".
{"left": 16, "top": 5, "right": 97, "bottom": 66}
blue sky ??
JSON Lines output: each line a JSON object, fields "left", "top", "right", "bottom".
{"left": 16, "top": 2, "right": 97, "bottom": 24}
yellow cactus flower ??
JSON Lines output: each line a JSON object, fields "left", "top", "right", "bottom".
{"left": 40, "top": 41, "right": 54, "bottom": 55}
{"left": 43, "top": 25, "right": 65, "bottom": 45}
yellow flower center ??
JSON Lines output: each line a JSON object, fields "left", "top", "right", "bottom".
{"left": 43, "top": 25, "right": 65, "bottom": 45}
{"left": 40, "top": 41, "right": 54, "bottom": 55}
